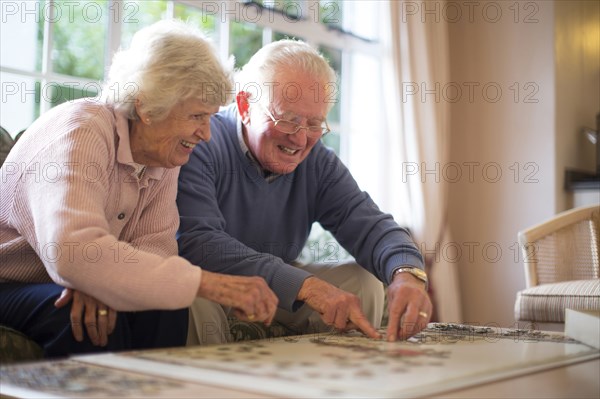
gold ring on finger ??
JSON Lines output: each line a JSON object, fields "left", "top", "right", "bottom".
{"left": 418, "top": 311, "right": 428, "bottom": 318}
{"left": 98, "top": 309, "right": 108, "bottom": 317}
{"left": 247, "top": 314, "right": 255, "bottom": 320}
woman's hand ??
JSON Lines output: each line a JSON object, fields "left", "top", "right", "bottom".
{"left": 54, "top": 288, "right": 117, "bottom": 346}
{"left": 196, "top": 271, "right": 278, "bottom": 325}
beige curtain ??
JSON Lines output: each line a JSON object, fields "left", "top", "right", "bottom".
{"left": 382, "top": 0, "right": 462, "bottom": 322}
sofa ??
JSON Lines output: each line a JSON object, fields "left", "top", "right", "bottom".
{"left": 1, "top": 127, "right": 392, "bottom": 363}
{"left": 1, "top": 127, "right": 300, "bottom": 363}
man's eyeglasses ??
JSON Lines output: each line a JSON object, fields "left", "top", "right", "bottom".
{"left": 257, "top": 103, "right": 330, "bottom": 139}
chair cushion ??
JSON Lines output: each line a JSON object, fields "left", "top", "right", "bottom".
{"left": 0, "top": 325, "right": 43, "bottom": 364}
{"left": 1, "top": 126, "right": 15, "bottom": 167}
{"left": 228, "top": 317, "right": 295, "bottom": 342}
{"left": 515, "top": 280, "right": 600, "bottom": 323}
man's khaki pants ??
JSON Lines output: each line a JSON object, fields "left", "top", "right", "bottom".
{"left": 187, "top": 262, "right": 385, "bottom": 345}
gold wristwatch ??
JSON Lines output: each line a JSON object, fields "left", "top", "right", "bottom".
{"left": 392, "top": 267, "right": 428, "bottom": 290}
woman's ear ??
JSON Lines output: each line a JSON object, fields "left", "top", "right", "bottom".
{"left": 236, "top": 91, "right": 251, "bottom": 124}
{"left": 134, "top": 98, "right": 151, "bottom": 124}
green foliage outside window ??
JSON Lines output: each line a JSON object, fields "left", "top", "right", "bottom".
{"left": 174, "top": 3, "right": 219, "bottom": 43}
{"left": 230, "top": 21, "right": 263, "bottom": 69}
{"left": 318, "top": 45, "right": 341, "bottom": 124}
{"left": 319, "top": 0, "right": 343, "bottom": 28}
{"left": 34, "top": 0, "right": 346, "bottom": 157}
{"left": 51, "top": 0, "right": 108, "bottom": 81}
{"left": 120, "top": 0, "right": 167, "bottom": 48}
{"left": 318, "top": 45, "right": 341, "bottom": 155}
{"left": 273, "top": 32, "right": 303, "bottom": 42}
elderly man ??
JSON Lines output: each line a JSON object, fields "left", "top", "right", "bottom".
{"left": 177, "top": 40, "right": 431, "bottom": 345}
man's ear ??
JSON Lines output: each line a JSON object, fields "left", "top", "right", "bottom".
{"left": 236, "top": 91, "right": 251, "bottom": 124}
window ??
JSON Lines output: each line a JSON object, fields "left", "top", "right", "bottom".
{"left": 1, "top": 0, "right": 383, "bottom": 262}
{"left": 318, "top": 44, "right": 341, "bottom": 153}
{"left": 230, "top": 20, "right": 263, "bottom": 68}
{"left": 174, "top": 2, "right": 219, "bottom": 45}
{"left": 2, "top": 0, "right": 381, "bottom": 149}
{"left": 1, "top": 0, "right": 45, "bottom": 134}
{"left": 120, "top": 0, "right": 168, "bottom": 47}
{"left": 52, "top": 0, "right": 108, "bottom": 80}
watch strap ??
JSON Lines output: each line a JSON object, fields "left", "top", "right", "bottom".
{"left": 392, "top": 266, "right": 428, "bottom": 290}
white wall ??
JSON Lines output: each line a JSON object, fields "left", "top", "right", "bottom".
{"left": 447, "top": 0, "right": 599, "bottom": 327}
{"left": 447, "top": 1, "right": 557, "bottom": 327}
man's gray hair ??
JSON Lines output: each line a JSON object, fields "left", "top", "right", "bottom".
{"left": 236, "top": 40, "right": 337, "bottom": 110}
{"left": 102, "top": 19, "right": 233, "bottom": 121}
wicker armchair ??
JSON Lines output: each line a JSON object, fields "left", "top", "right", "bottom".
{"left": 514, "top": 204, "right": 600, "bottom": 331}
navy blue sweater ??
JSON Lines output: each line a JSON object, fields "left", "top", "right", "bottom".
{"left": 177, "top": 104, "right": 424, "bottom": 311}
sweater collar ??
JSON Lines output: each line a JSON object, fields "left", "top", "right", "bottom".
{"left": 114, "top": 109, "right": 164, "bottom": 181}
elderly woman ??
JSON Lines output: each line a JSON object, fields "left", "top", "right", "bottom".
{"left": 0, "top": 20, "right": 277, "bottom": 358}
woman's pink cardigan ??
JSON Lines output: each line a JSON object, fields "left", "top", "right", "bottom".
{"left": 0, "top": 99, "right": 202, "bottom": 311}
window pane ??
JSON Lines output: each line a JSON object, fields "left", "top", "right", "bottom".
{"left": 0, "top": 73, "right": 41, "bottom": 137}
{"left": 319, "top": 0, "right": 343, "bottom": 29}
{"left": 318, "top": 45, "right": 341, "bottom": 125}
{"left": 230, "top": 21, "right": 262, "bottom": 68}
{"left": 344, "top": 1, "right": 379, "bottom": 41}
{"left": 347, "top": 53, "right": 384, "bottom": 197}
{"left": 0, "top": 0, "right": 44, "bottom": 72}
{"left": 51, "top": 0, "right": 107, "bottom": 80}
{"left": 273, "top": 32, "right": 303, "bottom": 42}
{"left": 174, "top": 3, "right": 219, "bottom": 46}
{"left": 297, "top": 222, "right": 352, "bottom": 264}
{"left": 120, "top": 0, "right": 167, "bottom": 48}
{"left": 322, "top": 129, "right": 340, "bottom": 155}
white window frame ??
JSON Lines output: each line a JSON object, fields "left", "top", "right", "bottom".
{"left": 1, "top": 0, "right": 382, "bottom": 162}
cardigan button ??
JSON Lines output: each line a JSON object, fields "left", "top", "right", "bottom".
{"left": 118, "top": 213, "right": 125, "bottom": 220}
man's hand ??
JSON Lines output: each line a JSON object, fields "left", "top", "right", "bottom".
{"left": 385, "top": 272, "right": 432, "bottom": 342}
{"left": 297, "top": 277, "right": 380, "bottom": 339}
{"left": 54, "top": 288, "right": 117, "bottom": 346}
{"left": 197, "top": 271, "right": 278, "bottom": 325}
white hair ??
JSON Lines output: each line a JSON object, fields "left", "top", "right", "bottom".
{"left": 235, "top": 40, "right": 337, "bottom": 111}
{"left": 102, "top": 19, "right": 233, "bottom": 121}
